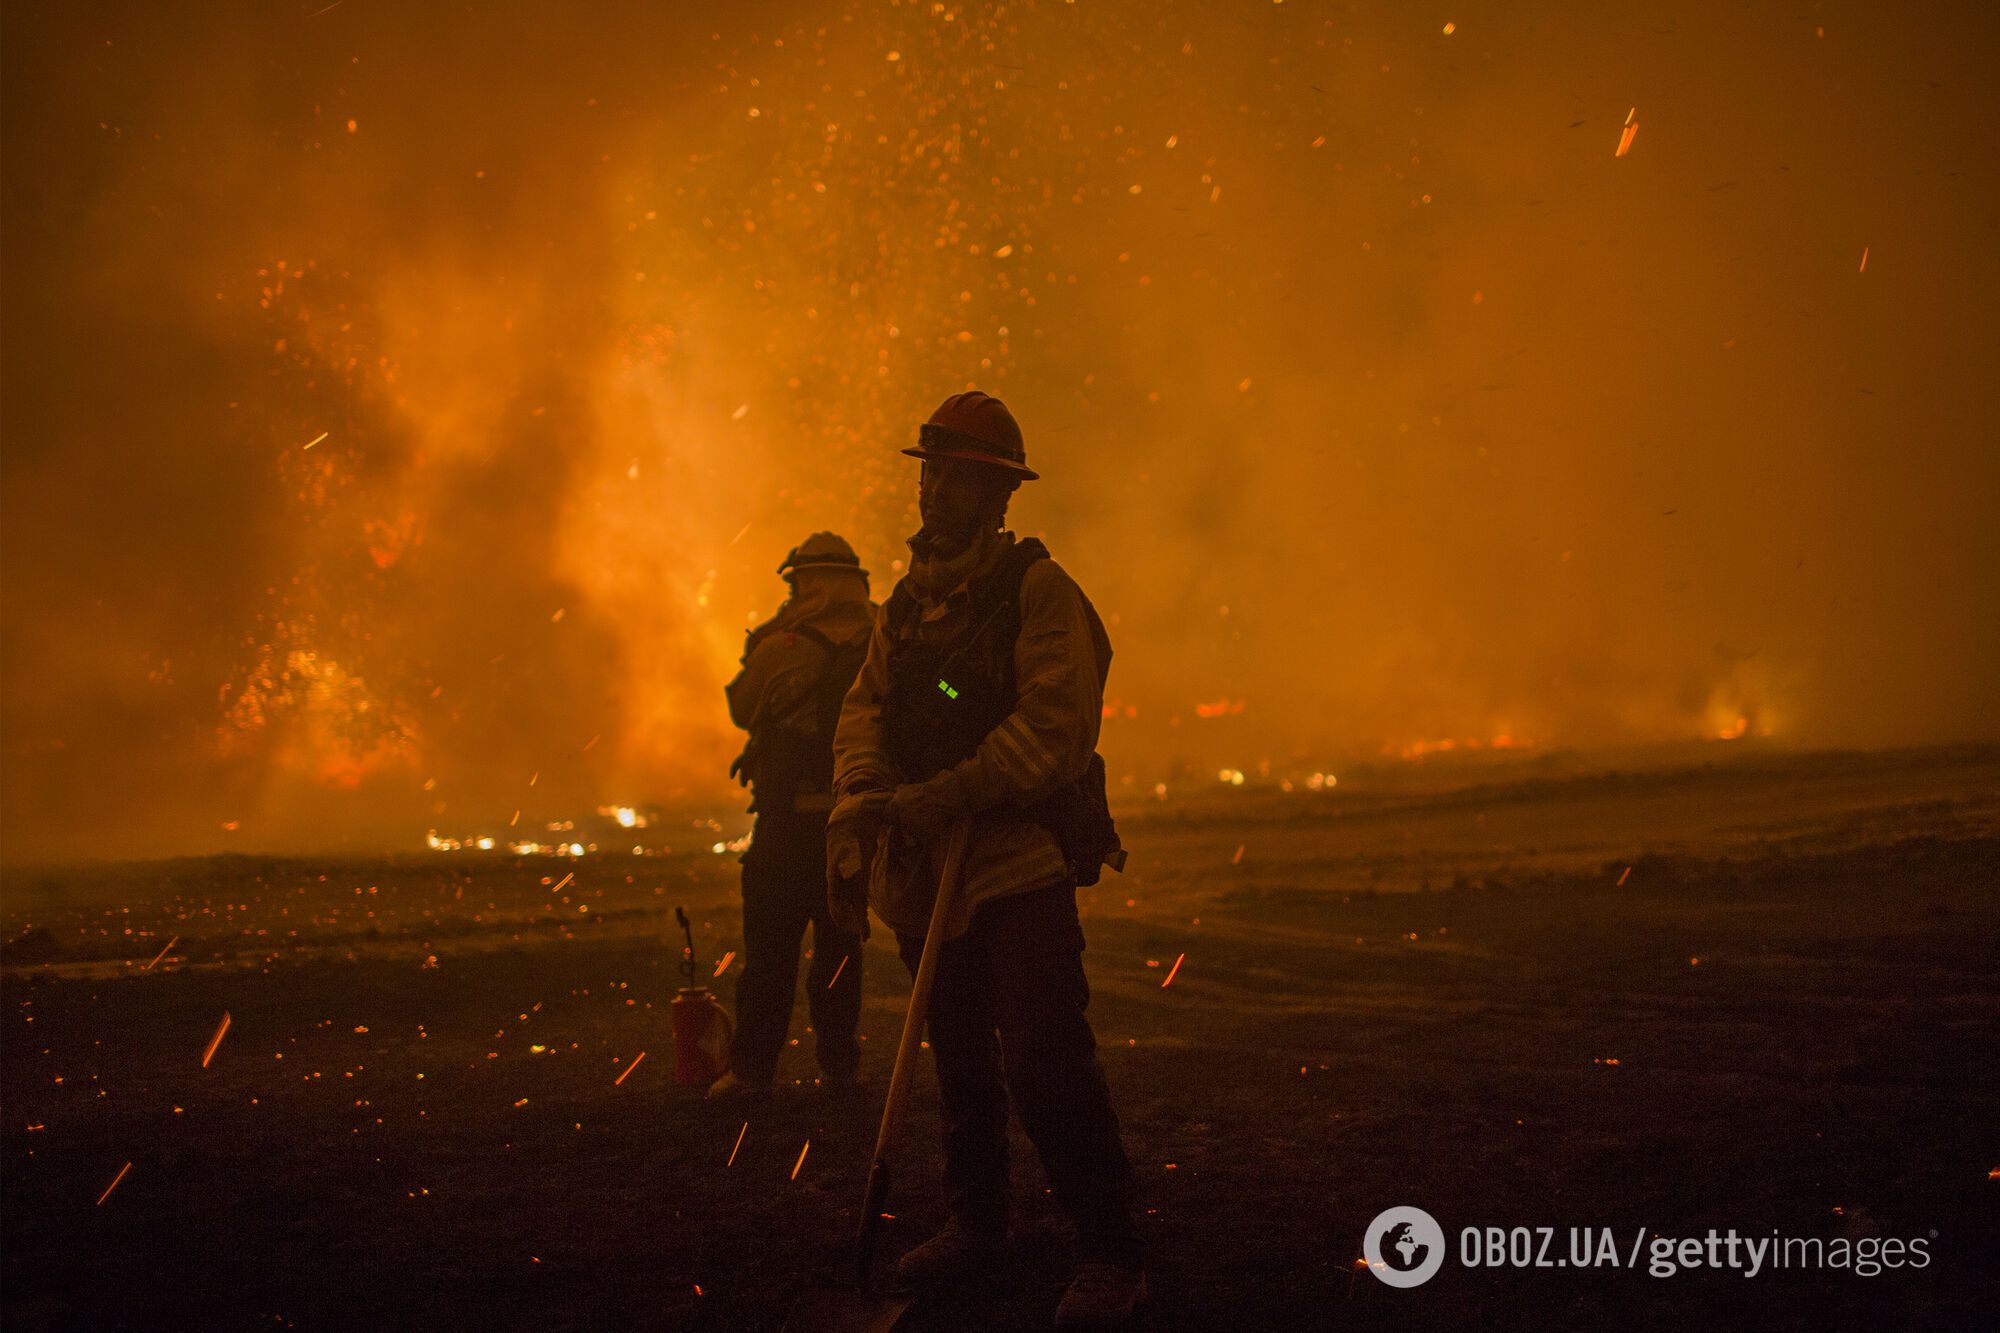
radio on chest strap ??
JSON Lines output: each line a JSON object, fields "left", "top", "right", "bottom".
{"left": 881, "top": 538, "right": 1048, "bottom": 783}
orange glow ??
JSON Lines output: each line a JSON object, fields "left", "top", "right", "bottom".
{"left": 0, "top": 1, "right": 1988, "bottom": 863}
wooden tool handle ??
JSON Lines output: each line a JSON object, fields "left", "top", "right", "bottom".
{"left": 852, "top": 818, "right": 974, "bottom": 1288}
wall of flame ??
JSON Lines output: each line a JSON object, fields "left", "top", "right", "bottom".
{"left": 4, "top": 1, "right": 1996, "bottom": 858}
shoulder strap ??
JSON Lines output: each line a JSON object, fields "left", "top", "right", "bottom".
{"left": 789, "top": 623, "right": 836, "bottom": 652}
{"left": 996, "top": 537, "right": 1050, "bottom": 602}
{"left": 884, "top": 579, "right": 920, "bottom": 638}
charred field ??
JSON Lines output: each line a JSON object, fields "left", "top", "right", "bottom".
{"left": 4, "top": 743, "right": 1997, "bottom": 1331}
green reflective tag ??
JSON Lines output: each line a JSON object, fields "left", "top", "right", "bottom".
{"left": 937, "top": 679, "right": 959, "bottom": 700}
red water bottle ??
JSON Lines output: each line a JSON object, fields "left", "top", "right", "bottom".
{"left": 670, "top": 908, "right": 734, "bottom": 1085}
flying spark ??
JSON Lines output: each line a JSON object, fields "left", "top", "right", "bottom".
{"left": 1161, "top": 953, "right": 1186, "bottom": 988}
{"left": 727, "top": 1121, "right": 748, "bottom": 1167}
{"left": 613, "top": 1051, "right": 646, "bottom": 1085}
{"left": 96, "top": 1161, "right": 133, "bottom": 1206}
{"left": 790, "top": 1139, "right": 811, "bottom": 1180}
{"left": 825, "top": 955, "right": 848, "bottom": 989}
{"left": 713, "top": 950, "right": 736, "bottom": 978}
{"left": 200, "top": 1012, "right": 232, "bottom": 1068}
{"left": 144, "top": 936, "right": 179, "bottom": 970}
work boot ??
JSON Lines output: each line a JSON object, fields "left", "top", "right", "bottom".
{"left": 1055, "top": 1262, "right": 1148, "bottom": 1330}
{"left": 895, "top": 1216, "right": 1008, "bottom": 1285}
{"left": 705, "top": 1071, "right": 769, "bottom": 1102}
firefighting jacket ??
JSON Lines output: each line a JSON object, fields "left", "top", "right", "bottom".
{"left": 831, "top": 528, "right": 1112, "bottom": 939}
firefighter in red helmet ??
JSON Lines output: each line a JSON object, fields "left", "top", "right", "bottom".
{"left": 827, "top": 391, "right": 1146, "bottom": 1328}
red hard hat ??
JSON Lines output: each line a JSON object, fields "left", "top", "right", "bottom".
{"left": 901, "top": 390, "right": 1038, "bottom": 480}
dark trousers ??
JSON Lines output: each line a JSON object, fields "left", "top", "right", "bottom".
{"left": 896, "top": 882, "right": 1141, "bottom": 1268}
{"left": 732, "top": 814, "right": 862, "bottom": 1085}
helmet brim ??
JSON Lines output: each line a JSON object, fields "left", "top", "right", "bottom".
{"left": 781, "top": 559, "right": 869, "bottom": 580}
{"left": 901, "top": 444, "right": 1039, "bottom": 481}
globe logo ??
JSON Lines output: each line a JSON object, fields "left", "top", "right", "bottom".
{"left": 1362, "top": 1205, "right": 1446, "bottom": 1288}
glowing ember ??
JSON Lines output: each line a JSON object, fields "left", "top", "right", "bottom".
{"left": 825, "top": 954, "right": 848, "bottom": 989}
{"left": 613, "top": 1051, "right": 646, "bottom": 1085}
{"left": 713, "top": 950, "right": 736, "bottom": 979}
{"left": 1161, "top": 953, "right": 1186, "bottom": 988}
{"left": 727, "top": 1121, "right": 748, "bottom": 1168}
{"left": 790, "top": 1139, "right": 811, "bottom": 1181}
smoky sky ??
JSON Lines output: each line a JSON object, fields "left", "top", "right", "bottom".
{"left": 4, "top": 0, "right": 1997, "bottom": 861}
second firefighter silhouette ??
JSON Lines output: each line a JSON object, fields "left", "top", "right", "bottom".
{"left": 711, "top": 532, "right": 876, "bottom": 1100}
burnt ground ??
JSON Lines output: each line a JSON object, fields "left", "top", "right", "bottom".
{"left": 4, "top": 745, "right": 1998, "bottom": 1330}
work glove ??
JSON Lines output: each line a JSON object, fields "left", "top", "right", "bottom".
{"left": 825, "top": 789, "right": 891, "bottom": 940}
{"left": 886, "top": 769, "right": 970, "bottom": 844}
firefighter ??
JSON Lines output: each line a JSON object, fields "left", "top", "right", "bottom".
{"left": 708, "top": 532, "right": 874, "bottom": 1101}
{"left": 826, "top": 392, "right": 1146, "bottom": 1328}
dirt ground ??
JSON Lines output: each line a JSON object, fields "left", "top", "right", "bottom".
{"left": 4, "top": 743, "right": 1997, "bottom": 1330}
